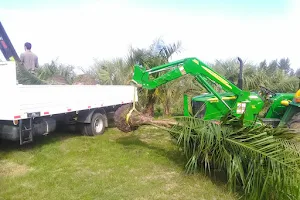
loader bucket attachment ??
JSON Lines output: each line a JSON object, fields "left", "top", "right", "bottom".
{"left": 131, "top": 65, "right": 150, "bottom": 88}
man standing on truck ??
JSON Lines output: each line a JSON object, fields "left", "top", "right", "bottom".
{"left": 20, "top": 42, "right": 38, "bottom": 74}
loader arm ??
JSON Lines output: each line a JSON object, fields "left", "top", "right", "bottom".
{"left": 131, "top": 57, "right": 245, "bottom": 111}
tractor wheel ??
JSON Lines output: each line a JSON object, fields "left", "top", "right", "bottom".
{"left": 288, "top": 113, "right": 300, "bottom": 131}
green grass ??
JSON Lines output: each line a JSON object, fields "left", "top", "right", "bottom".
{"left": 0, "top": 126, "right": 239, "bottom": 200}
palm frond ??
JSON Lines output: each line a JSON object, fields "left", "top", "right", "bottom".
{"left": 165, "top": 116, "right": 300, "bottom": 200}
{"left": 16, "top": 63, "right": 46, "bottom": 85}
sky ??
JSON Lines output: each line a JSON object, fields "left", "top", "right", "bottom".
{"left": 0, "top": 0, "right": 299, "bottom": 74}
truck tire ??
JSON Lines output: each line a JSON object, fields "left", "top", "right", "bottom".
{"left": 82, "top": 113, "right": 106, "bottom": 136}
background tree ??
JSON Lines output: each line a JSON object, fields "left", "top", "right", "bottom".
{"left": 90, "top": 58, "right": 131, "bottom": 85}
{"left": 211, "top": 57, "right": 299, "bottom": 93}
{"left": 266, "top": 59, "right": 278, "bottom": 75}
{"left": 278, "top": 57, "right": 291, "bottom": 75}
{"left": 259, "top": 59, "right": 267, "bottom": 71}
{"left": 125, "top": 39, "right": 183, "bottom": 116}
{"left": 296, "top": 68, "right": 300, "bottom": 77}
{"left": 36, "top": 59, "right": 76, "bottom": 84}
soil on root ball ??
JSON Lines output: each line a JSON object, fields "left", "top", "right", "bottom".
{"left": 113, "top": 104, "right": 138, "bottom": 133}
{"left": 113, "top": 104, "right": 178, "bottom": 133}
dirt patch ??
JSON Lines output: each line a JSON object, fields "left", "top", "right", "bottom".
{"left": 144, "top": 170, "right": 177, "bottom": 181}
{"left": 142, "top": 165, "right": 177, "bottom": 182}
{"left": 164, "top": 182, "right": 178, "bottom": 191}
{"left": 0, "top": 160, "right": 32, "bottom": 177}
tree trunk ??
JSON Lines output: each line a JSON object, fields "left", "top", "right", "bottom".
{"left": 143, "top": 90, "right": 156, "bottom": 117}
{"left": 114, "top": 104, "right": 177, "bottom": 133}
{"left": 164, "top": 97, "right": 171, "bottom": 116}
{"left": 164, "top": 106, "right": 170, "bottom": 116}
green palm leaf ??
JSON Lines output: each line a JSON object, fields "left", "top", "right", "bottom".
{"left": 165, "top": 116, "right": 300, "bottom": 200}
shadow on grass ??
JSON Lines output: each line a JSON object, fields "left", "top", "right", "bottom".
{"left": 0, "top": 125, "right": 82, "bottom": 154}
{"left": 115, "top": 134, "right": 188, "bottom": 170}
{"left": 0, "top": 119, "right": 119, "bottom": 156}
{"left": 115, "top": 133, "right": 233, "bottom": 190}
{"left": 0, "top": 120, "right": 122, "bottom": 155}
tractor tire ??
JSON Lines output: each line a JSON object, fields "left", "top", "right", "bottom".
{"left": 288, "top": 112, "right": 300, "bottom": 131}
{"left": 82, "top": 113, "right": 106, "bottom": 136}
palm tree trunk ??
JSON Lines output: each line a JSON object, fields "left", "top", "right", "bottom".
{"left": 164, "top": 99, "right": 171, "bottom": 116}
{"left": 144, "top": 90, "right": 156, "bottom": 116}
{"left": 114, "top": 104, "right": 177, "bottom": 133}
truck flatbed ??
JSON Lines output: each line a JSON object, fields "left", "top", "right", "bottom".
{"left": 1, "top": 84, "right": 136, "bottom": 121}
{"left": 0, "top": 61, "right": 137, "bottom": 144}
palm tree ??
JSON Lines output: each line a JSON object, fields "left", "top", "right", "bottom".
{"left": 91, "top": 58, "right": 131, "bottom": 85}
{"left": 127, "top": 39, "right": 183, "bottom": 116}
{"left": 211, "top": 58, "right": 300, "bottom": 93}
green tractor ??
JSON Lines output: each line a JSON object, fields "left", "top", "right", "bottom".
{"left": 130, "top": 57, "right": 300, "bottom": 129}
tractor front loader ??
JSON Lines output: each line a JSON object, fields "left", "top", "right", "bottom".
{"left": 129, "top": 57, "right": 300, "bottom": 130}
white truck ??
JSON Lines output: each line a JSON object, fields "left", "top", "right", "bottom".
{"left": 0, "top": 61, "right": 137, "bottom": 145}
{"left": 0, "top": 21, "right": 137, "bottom": 145}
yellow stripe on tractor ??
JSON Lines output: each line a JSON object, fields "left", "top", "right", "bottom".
{"left": 208, "top": 96, "right": 237, "bottom": 103}
{"left": 202, "top": 66, "right": 232, "bottom": 89}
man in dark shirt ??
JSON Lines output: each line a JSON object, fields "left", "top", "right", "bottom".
{"left": 20, "top": 42, "right": 38, "bottom": 74}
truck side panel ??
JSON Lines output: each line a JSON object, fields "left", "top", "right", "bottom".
{"left": 0, "top": 84, "right": 137, "bottom": 121}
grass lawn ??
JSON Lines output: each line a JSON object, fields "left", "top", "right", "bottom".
{"left": 0, "top": 125, "right": 239, "bottom": 200}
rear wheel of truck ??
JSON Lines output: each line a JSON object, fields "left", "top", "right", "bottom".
{"left": 82, "top": 113, "right": 106, "bottom": 136}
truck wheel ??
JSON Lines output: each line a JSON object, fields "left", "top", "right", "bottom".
{"left": 82, "top": 113, "right": 106, "bottom": 136}
{"left": 288, "top": 113, "right": 300, "bottom": 131}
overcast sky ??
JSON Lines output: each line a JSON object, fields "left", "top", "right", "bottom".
{"left": 0, "top": 0, "right": 299, "bottom": 73}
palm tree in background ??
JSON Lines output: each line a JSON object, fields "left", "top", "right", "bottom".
{"left": 126, "top": 39, "right": 183, "bottom": 116}
{"left": 210, "top": 58, "right": 300, "bottom": 93}
{"left": 36, "top": 59, "right": 76, "bottom": 84}
{"left": 16, "top": 59, "right": 76, "bottom": 85}
{"left": 92, "top": 39, "right": 183, "bottom": 116}
{"left": 91, "top": 58, "right": 131, "bottom": 85}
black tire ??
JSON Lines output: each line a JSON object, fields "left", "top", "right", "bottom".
{"left": 288, "top": 112, "right": 300, "bottom": 131}
{"left": 82, "top": 113, "right": 106, "bottom": 136}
